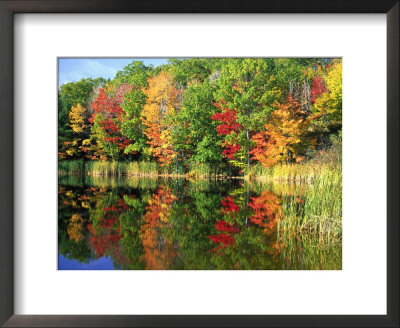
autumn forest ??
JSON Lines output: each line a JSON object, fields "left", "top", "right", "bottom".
{"left": 58, "top": 58, "right": 342, "bottom": 270}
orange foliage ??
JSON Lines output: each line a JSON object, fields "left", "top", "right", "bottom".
{"left": 248, "top": 190, "right": 282, "bottom": 234}
{"left": 140, "top": 186, "right": 178, "bottom": 269}
{"left": 142, "top": 72, "right": 180, "bottom": 165}
{"left": 250, "top": 98, "right": 313, "bottom": 167}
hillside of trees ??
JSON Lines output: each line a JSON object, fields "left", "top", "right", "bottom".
{"left": 58, "top": 58, "right": 342, "bottom": 177}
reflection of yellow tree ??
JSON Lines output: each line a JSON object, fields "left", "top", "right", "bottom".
{"left": 140, "top": 186, "right": 178, "bottom": 269}
{"left": 248, "top": 190, "right": 282, "bottom": 235}
{"left": 67, "top": 214, "right": 85, "bottom": 243}
{"left": 60, "top": 188, "right": 80, "bottom": 208}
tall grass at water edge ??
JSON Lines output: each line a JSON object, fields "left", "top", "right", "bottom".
{"left": 59, "top": 160, "right": 159, "bottom": 177}
{"left": 276, "top": 166, "right": 342, "bottom": 269}
{"left": 59, "top": 160, "right": 221, "bottom": 178}
{"left": 247, "top": 133, "right": 342, "bottom": 182}
{"left": 58, "top": 174, "right": 159, "bottom": 190}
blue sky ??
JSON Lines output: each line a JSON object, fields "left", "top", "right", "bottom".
{"left": 58, "top": 58, "right": 169, "bottom": 86}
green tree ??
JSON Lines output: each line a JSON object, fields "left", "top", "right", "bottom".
{"left": 117, "top": 62, "right": 151, "bottom": 159}
{"left": 171, "top": 80, "right": 223, "bottom": 168}
{"left": 213, "top": 58, "right": 282, "bottom": 171}
{"left": 59, "top": 78, "right": 106, "bottom": 159}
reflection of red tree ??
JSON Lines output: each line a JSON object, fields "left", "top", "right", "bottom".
{"left": 87, "top": 224, "right": 121, "bottom": 258}
{"left": 209, "top": 196, "right": 240, "bottom": 255}
{"left": 215, "top": 220, "right": 239, "bottom": 234}
{"left": 221, "top": 196, "right": 240, "bottom": 214}
{"left": 140, "top": 186, "right": 178, "bottom": 269}
{"left": 87, "top": 197, "right": 128, "bottom": 261}
{"left": 248, "top": 190, "right": 282, "bottom": 234}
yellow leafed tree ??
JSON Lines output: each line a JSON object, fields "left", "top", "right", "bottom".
{"left": 141, "top": 72, "right": 180, "bottom": 165}
{"left": 313, "top": 60, "right": 342, "bottom": 123}
{"left": 69, "top": 103, "right": 87, "bottom": 134}
{"left": 250, "top": 99, "right": 314, "bottom": 167}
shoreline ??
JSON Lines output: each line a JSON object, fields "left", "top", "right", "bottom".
{"left": 57, "top": 171, "right": 323, "bottom": 183}
{"left": 58, "top": 157, "right": 341, "bottom": 183}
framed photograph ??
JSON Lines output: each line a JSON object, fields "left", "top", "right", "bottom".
{"left": 0, "top": 1, "right": 398, "bottom": 327}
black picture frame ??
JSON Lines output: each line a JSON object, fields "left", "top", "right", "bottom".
{"left": 0, "top": 1, "right": 398, "bottom": 327}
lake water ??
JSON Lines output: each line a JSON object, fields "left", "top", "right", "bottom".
{"left": 58, "top": 175, "right": 341, "bottom": 270}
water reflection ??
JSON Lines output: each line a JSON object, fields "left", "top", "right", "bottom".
{"left": 58, "top": 254, "right": 114, "bottom": 270}
{"left": 58, "top": 176, "right": 341, "bottom": 270}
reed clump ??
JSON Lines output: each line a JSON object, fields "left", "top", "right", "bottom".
{"left": 59, "top": 160, "right": 159, "bottom": 177}
{"left": 59, "top": 174, "right": 159, "bottom": 190}
{"left": 276, "top": 166, "right": 342, "bottom": 269}
{"left": 137, "top": 161, "right": 158, "bottom": 176}
{"left": 58, "top": 159, "right": 85, "bottom": 175}
{"left": 247, "top": 162, "right": 321, "bottom": 182}
{"left": 59, "top": 160, "right": 227, "bottom": 179}
{"left": 187, "top": 163, "right": 213, "bottom": 178}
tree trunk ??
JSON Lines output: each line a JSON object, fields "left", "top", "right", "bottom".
{"left": 246, "top": 128, "right": 250, "bottom": 172}
{"left": 245, "top": 183, "right": 249, "bottom": 227}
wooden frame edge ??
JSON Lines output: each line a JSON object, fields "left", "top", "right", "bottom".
{"left": 0, "top": 1, "right": 398, "bottom": 327}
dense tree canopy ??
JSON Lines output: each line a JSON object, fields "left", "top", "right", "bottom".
{"left": 59, "top": 58, "right": 342, "bottom": 172}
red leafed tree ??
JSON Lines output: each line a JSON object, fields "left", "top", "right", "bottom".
{"left": 310, "top": 76, "right": 326, "bottom": 103}
{"left": 89, "top": 84, "right": 134, "bottom": 159}
{"left": 211, "top": 100, "right": 242, "bottom": 160}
